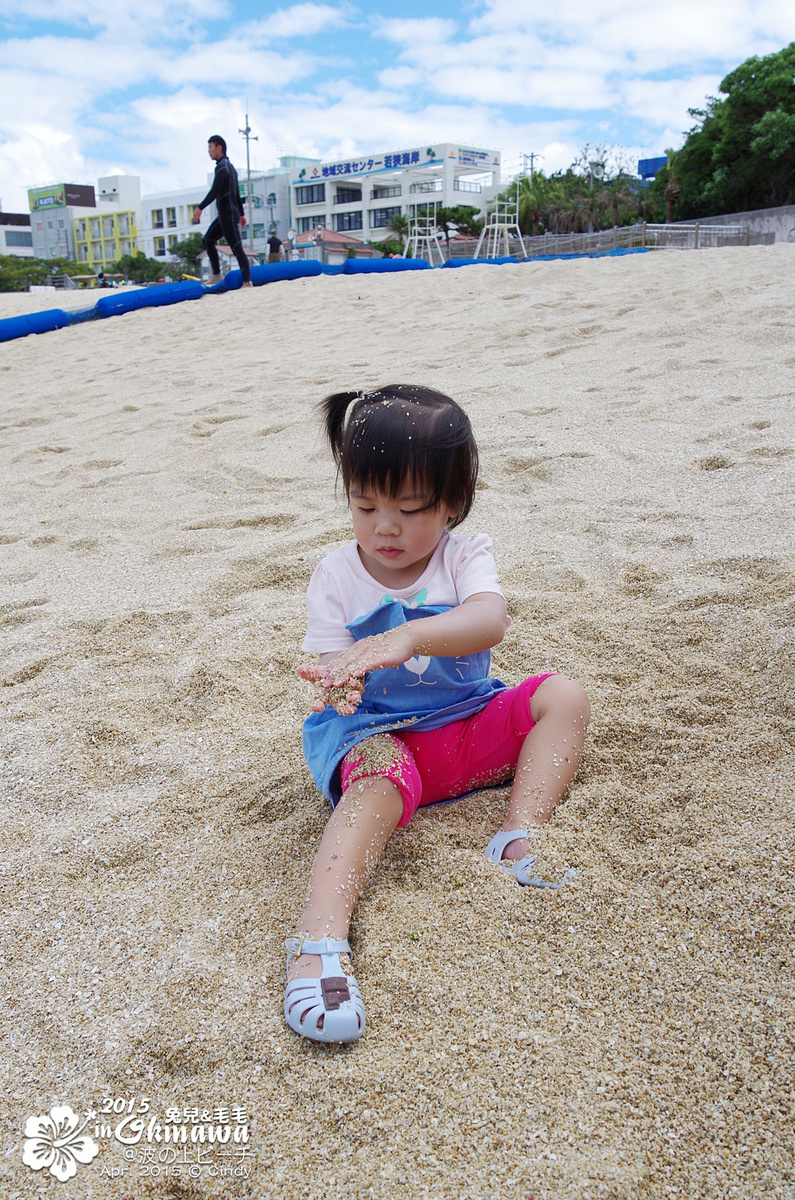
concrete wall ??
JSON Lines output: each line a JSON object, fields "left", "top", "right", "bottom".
{"left": 675, "top": 204, "right": 795, "bottom": 242}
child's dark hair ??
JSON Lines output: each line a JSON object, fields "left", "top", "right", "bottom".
{"left": 321, "top": 384, "right": 478, "bottom": 528}
{"left": 208, "top": 134, "right": 227, "bottom": 154}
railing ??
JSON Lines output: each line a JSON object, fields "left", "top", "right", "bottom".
{"left": 49, "top": 274, "right": 78, "bottom": 289}
{"left": 409, "top": 181, "right": 443, "bottom": 194}
{"left": 371, "top": 188, "right": 401, "bottom": 200}
{"left": 333, "top": 195, "right": 362, "bottom": 205}
{"left": 519, "top": 223, "right": 772, "bottom": 256}
{"left": 454, "top": 180, "right": 482, "bottom": 193}
{"left": 438, "top": 222, "right": 773, "bottom": 261}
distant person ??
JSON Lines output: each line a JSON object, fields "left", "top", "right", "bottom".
{"left": 192, "top": 135, "right": 253, "bottom": 289}
{"left": 266, "top": 232, "right": 283, "bottom": 264}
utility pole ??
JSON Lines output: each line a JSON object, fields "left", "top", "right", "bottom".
{"left": 239, "top": 109, "right": 258, "bottom": 251}
{"left": 520, "top": 152, "right": 544, "bottom": 179}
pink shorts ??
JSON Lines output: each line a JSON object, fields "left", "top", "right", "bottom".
{"left": 339, "top": 674, "right": 555, "bottom": 827}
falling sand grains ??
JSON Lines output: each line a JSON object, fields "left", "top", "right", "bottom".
{"left": 0, "top": 245, "right": 793, "bottom": 1199}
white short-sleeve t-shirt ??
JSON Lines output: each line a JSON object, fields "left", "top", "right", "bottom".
{"left": 302, "top": 530, "right": 504, "bottom": 654}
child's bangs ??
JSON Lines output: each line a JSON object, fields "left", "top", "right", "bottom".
{"left": 343, "top": 400, "right": 452, "bottom": 508}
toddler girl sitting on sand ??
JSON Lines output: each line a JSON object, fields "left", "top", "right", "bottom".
{"left": 287, "top": 384, "right": 590, "bottom": 1043}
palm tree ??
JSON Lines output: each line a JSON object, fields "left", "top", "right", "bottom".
{"left": 386, "top": 213, "right": 409, "bottom": 251}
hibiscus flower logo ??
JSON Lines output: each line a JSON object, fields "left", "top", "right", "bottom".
{"left": 22, "top": 1105, "right": 100, "bottom": 1182}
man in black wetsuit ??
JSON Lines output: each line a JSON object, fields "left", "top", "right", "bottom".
{"left": 192, "top": 135, "right": 252, "bottom": 287}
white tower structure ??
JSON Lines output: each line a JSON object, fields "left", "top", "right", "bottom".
{"left": 474, "top": 187, "right": 527, "bottom": 259}
{"left": 404, "top": 213, "right": 445, "bottom": 264}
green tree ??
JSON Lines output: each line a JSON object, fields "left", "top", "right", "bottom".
{"left": 168, "top": 234, "right": 205, "bottom": 277}
{"left": 435, "top": 205, "right": 484, "bottom": 247}
{"left": 665, "top": 42, "right": 795, "bottom": 218}
{"left": 112, "top": 254, "right": 167, "bottom": 284}
{"left": 0, "top": 255, "right": 74, "bottom": 292}
{"left": 386, "top": 213, "right": 408, "bottom": 249}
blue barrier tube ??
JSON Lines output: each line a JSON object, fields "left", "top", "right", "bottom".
{"left": 0, "top": 308, "right": 72, "bottom": 343}
{"left": 94, "top": 280, "right": 205, "bottom": 317}
{"left": 341, "top": 258, "right": 431, "bottom": 274}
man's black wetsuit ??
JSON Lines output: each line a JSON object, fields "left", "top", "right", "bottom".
{"left": 197, "top": 155, "right": 251, "bottom": 282}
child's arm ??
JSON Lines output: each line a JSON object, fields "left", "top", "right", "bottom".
{"left": 298, "top": 592, "right": 507, "bottom": 709}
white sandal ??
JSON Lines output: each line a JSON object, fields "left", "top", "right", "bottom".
{"left": 485, "top": 828, "right": 577, "bottom": 890}
{"left": 284, "top": 935, "right": 366, "bottom": 1043}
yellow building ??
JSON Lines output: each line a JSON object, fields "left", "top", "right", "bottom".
{"left": 73, "top": 210, "right": 139, "bottom": 269}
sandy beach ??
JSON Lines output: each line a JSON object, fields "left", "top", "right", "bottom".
{"left": 1, "top": 244, "right": 793, "bottom": 1199}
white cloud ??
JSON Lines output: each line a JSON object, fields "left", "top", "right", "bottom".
{"left": 261, "top": 3, "right": 350, "bottom": 38}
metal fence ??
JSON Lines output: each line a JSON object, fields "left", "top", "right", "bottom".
{"left": 445, "top": 223, "right": 775, "bottom": 260}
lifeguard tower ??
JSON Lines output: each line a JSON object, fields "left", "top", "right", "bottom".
{"left": 473, "top": 192, "right": 527, "bottom": 260}
{"left": 404, "top": 213, "right": 445, "bottom": 265}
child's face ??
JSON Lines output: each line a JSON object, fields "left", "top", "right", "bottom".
{"left": 349, "top": 482, "right": 457, "bottom": 588}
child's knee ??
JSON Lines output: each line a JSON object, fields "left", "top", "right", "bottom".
{"left": 340, "top": 734, "right": 421, "bottom": 819}
{"left": 532, "top": 674, "right": 591, "bottom": 728}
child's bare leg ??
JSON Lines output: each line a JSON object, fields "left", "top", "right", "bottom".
{"left": 289, "top": 776, "right": 403, "bottom": 980}
{"left": 500, "top": 674, "right": 590, "bottom": 862}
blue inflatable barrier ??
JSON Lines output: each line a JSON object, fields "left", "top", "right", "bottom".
{"left": 341, "top": 258, "right": 431, "bottom": 274}
{"left": 442, "top": 256, "right": 518, "bottom": 268}
{"left": 250, "top": 260, "right": 323, "bottom": 285}
{"left": 0, "top": 308, "right": 72, "bottom": 343}
{"left": 94, "top": 280, "right": 205, "bottom": 317}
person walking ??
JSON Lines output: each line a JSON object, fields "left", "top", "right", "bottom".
{"left": 192, "top": 135, "right": 253, "bottom": 288}
{"left": 266, "top": 232, "right": 283, "bottom": 263}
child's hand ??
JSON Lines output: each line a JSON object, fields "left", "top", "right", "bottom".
{"left": 299, "top": 669, "right": 365, "bottom": 716}
{"left": 298, "top": 628, "right": 417, "bottom": 715}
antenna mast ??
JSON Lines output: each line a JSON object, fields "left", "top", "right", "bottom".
{"left": 239, "top": 108, "right": 258, "bottom": 250}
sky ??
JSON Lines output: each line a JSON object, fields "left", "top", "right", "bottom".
{"left": 0, "top": 0, "right": 793, "bottom": 210}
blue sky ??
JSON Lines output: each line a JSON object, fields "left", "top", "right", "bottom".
{"left": 0, "top": 0, "right": 793, "bottom": 210}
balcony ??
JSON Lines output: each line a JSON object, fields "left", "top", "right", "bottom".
{"left": 409, "top": 181, "right": 443, "bottom": 194}
{"left": 455, "top": 179, "right": 482, "bottom": 193}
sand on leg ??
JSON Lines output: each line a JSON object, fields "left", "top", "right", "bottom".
{"left": 499, "top": 674, "right": 590, "bottom": 863}
{"left": 288, "top": 775, "right": 403, "bottom": 984}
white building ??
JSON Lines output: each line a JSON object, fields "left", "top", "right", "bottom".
{"left": 0, "top": 211, "right": 34, "bottom": 257}
{"left": 140, "top": 155, "right": 319, "bottom": 269}
{"left": 291, "top": 143, "right": 501, "bottom": 243}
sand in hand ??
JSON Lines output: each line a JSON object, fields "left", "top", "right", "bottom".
{"left": 1, "top": 245, "right": 793, "bottom": 1198}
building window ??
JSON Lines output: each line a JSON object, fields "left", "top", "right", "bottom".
{"left": 152, "top": 209, "right": 164, "bottom": 229}
{"left": 253, "top": 224, "right": 265, "bottom": 239}
{"left": 119, "top": 240, "right": 130, "bottom": 256}
{"left": 267, "top": 192, "right": 276, "bottom": 206}
{"left": 118, "top": 215, "right": 129, "bottom": 235}
{"left": 47, "top": 221, "right": 53, "bottom": 230}
{"left": 36, "top": 222, "right": 43, "bottom": 232}
{"left": 58, "top": 218, "right": 65, "bottom": 228}
{"left": 297, "top": 216, "right": 325, "bottom": 233}
{"left": 409, "top": 180, "right": 443, "bottom": 194}
{"left": 154, "top": 237, "right": 166, "bottom": 256}
{"left": 5, "top": 230, "right": 33, "bottom": 247}
{"left": 90, "top": 218, "right": 100, "bottom": 238}
{"left": 296, "top": 183, "right": 325, "bottom": 206}
{"left": 369, "top": 206, "right": 402, "bottom": 229}
{"left": 102, "top": 216, "right": 114, "bottom": 237}
{"left": 78, "top": 245, "right": 88, "bottom": 261}
{"left": 167, "top": 235, "right": 178, "bottom": 250}
{"left": 333, "top": 211, "right": 363, "bottom": 232}
{"left": 335, "top": 187, "right": 362, "bottom": 205}
{"left": 167, "top": 207, "right": 177, "bottom": 227}
{"left": 371, "top": 185, "right": 401, "bottom": 200}
{"left": 91, "top": 241, "right": 103, "bottom": 259}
